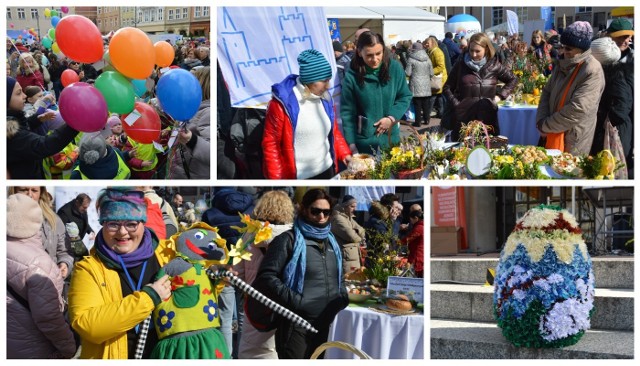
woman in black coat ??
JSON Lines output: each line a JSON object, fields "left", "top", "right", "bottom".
{"left": 443, "top": 32, "right": 517, "bottom": 142}
{"left": 6, "top": 76, "right": 78, "bottom": 179}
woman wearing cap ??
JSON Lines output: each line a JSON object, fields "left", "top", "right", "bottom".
{"left": 70, "top": 134, "right": 131, "bottom": 180}
{"left": 7, "top": 76, "right": 79, "bottom": 179}
{"left": 253, "top": 189, "right": 348, "bottom": 358}
{"left": 263, "top": 49, "right": 352, "bottom": 179}
{"left": 405, "top": 41, "right": 434, "bottom": 127}
{"left": 443, "top": 32, "right": 517, "bottom": 141}
{"left": 68, "top": 188, "right": 174, "bottom": 359}
{"left": 331, "top": 195, "right": 366, "bottom": 273}
{"left": 536, "top": 21, "right": 605, "bottom": 155}
{"left": 236, "top": 190, "right": 295, "bottom": 359}
{"left": 341, "top": 31, "right": 413, "bottom": 154}
{"left": 7, "top": 194, "right": 77, "bottom": 359}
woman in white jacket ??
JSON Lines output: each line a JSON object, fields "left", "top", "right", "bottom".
{"left": 235, "top": 190, "right": 295, "bottom": 359}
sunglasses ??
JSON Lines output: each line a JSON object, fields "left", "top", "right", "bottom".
{"left": 309, "top": 207, "right": 332, "bottom": 217}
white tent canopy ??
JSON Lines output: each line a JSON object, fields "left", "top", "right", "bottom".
{"left": 324, "top": 6, "right": 445, "bottom": 44}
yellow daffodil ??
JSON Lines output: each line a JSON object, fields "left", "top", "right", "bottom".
{"left": 255, "top": 225, "right": 272, "bottom": 244}
{"left": 228, "top": 239, "right": 253, "bottom": 265}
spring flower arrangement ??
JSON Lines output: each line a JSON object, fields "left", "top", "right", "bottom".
{"left": 493, "top": 206, "right": 595, "bottom": 348}
{"left": 363, "top": 227, "right": 408, "bottom": 286}
{"left": 489, "top": 145, "right": 550, "bottom": 179}
{"left": 228, "top": 214, "right": 273, "bottom": 265}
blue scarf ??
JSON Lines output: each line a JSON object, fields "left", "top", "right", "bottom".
{"left": 464, "top": 52, "right": 487, "bottom": 72}
{"left": 95, "top": 228, "right": 155, "bottom": 268}
{"left": 283, "top": 217, "right": 343, "bottom": 295}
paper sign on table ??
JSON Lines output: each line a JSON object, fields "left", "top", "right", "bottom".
{"left": 386, "top": 276, "right": 423, "bottom": 304}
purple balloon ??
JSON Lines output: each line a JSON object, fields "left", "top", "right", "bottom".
{"left": 59, "top": 82, "right": 108, "bottom": 132}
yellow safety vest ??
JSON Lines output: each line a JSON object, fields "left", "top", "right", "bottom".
{"left": 128, "top": 138, "right": 159, "bottom": 172}
{"left": 73, "top": 150, "right": 130, "bottom": 179}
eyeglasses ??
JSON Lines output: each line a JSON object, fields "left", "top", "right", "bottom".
{"left": 104, "top": 221, "right": 141, "bottom": 232}
{"left": 309, "top": 207, "right": 332, "bottom": 217}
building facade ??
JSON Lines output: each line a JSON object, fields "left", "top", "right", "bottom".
{"left": 96, "top": 7, "right": 120, "bottom": 34}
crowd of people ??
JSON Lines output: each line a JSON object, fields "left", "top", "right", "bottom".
{"left": 218, "top": 18, "right": 634, "bottom": 179}
{"left": 6, "top": 186, "right": 423, "bottom": 359}
{"left": 6, "top": 35, "right": 211, "bottom": 180}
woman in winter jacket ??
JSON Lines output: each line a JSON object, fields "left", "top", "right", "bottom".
{"left": 16, "top": 52, "right": 45, "bottom": 90}
{"left": 404, "top": 211, "right": 424, "bottom": 278}
{"left": 536, "top": 21, "right": 605, "bottom": 155}
{"left": 7, "top": 194, "right": 77, "bottom": 359}
{"left": 341, "top": 32, "right": 413, "bottom": 154}
{"left": 263, "top": 49, "right": 351, "bottom": 179}
{"left": 253, "top": 189, "right": 348, "bottom": 358}
{"left": 9, "top": 186, "right": 75, "bottom": 278}
{"left": 7, "top": 76, "right": 79, "bottom": 179}
{"left": 171, "top": 66, "right": 211, "bottom": 179}
{"left": 443, "top": 32, "right": 517, "bottom": 141}
{"left": 405, "top": 42, "right": 434, "bottom": 127}
{"left": 68, "top": 188, "right": 174, "bottom": 358}
{"left": 424, "top": 36, "right": 448, "bottom": 121}
{"left": 236, "top": 190, "right": 295, "bottom": 359}
{"left": 331, "top": 195, "right": 366, "bottom": 273}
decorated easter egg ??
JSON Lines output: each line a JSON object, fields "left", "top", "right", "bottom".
{"left": 493, "top": 205, "right": 595, "bottom": 348}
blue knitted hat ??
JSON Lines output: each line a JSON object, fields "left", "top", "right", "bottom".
{"left": 297, "top": 49, "right": 332, "bottom": 84}
{"left": 561, "top": 21, "right": 593, "bottom": 51}
{"left": 7, "top": 77, "right": 17, "bottom": 108}
{"left": 97, "top": 188, "right": 147, "bottom": 223}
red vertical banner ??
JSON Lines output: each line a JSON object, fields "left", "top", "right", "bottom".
{"left": 432, "top": 187, "right": 468, "bottom": 250}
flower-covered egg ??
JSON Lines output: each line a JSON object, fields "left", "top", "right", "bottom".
{"left": 493, "top": 205, "right": 595, "bottom": 348}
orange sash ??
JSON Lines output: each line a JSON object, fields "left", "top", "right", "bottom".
{"left": 545, "top": 62, "right": 584, "bottom": 151}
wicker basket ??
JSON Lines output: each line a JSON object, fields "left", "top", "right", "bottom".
{"left": 310, "top": 341, "right": 372, "bottom": 359}
{"left": 394, "top": 167, "right": 426, "bottom": 180}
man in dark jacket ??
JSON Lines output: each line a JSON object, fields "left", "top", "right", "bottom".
{"left": 253, "top": 188, "right": 348, "bottom": 359}
{"left": 202, "top": 187, "right": 255, "bottom": 358}
{"left": 57, "top": 193, "right": 96, "bottom": 241}
{"left": 442, "top": 32, "right": 461, "bottom": 66}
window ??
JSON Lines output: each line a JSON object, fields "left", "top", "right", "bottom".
{"left": 144, "top": 10, "right": 149, "bottom": 22}
{"left": 577, "top": 7, "right": 592, "bottom": 13}
{"left": 7, "top": 8, "right": 11, "bottom": 19}
{"left": 195, "top": 7, "right": 201, "bottom": 17}
{"left": 183, "top": 8, "right": 188, "bottom": 19}
{"left": 175, "top": 8, "right": 181, "bottom": 19}
{"left": 158, "top": 8, "right": 163, "bottom": 21}
{"left": 492, "top": 7, "right": 503, "bottom": 26}
{"left": 514, "top": 7, "right": 528, "bottom": 22}
{"left": 98, "top": 8, "right": 102, "bottom": 14}
{"left": 138, "top": 11, "right": 142, "bottom": 24}
{"left": 97, "top": 19, "right": 102, "bottom": 28}
{"left": 203, "top": 7, "right": 209, "bottom": 17}
{"left": 151, "top": 11, "right": 155, "bottom": 22}
{"left": 30, "top": 8, "right": 38, "bottom": 19}
{"left": 17, "top": 8, "right": 25, "bottom": 20}
{"left": 168, "top": 9, "right": 174, "bottom": 20}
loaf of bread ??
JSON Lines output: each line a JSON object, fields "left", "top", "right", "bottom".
{"left": 386, "top": 295, "right": 412, "bottom": 311}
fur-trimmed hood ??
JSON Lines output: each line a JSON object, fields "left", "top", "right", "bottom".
{"left": 7, "top": 118, "right": 22, "bottom": 139}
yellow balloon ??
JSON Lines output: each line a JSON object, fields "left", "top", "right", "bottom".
{"left": 45, "top": 8, "right": 51, "bottom": 17}
{"left": 52, "top": 42, "right": 60, "bottom": 54}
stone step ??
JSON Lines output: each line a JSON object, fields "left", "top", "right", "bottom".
{"left": 430, "top": 257, "right": 634, "bottom": 289}
{"left": 431, "top": 319, "right": 634, "bottom": 359}
{"left": 430, "top": 284, "right": 633, "bottom": 331}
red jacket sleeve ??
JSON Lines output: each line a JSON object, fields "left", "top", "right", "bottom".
{"left": 262, "top": 100, "right": 287, "bottom": 179}
{"left": 333, "top": 117, "right": 352, "bottom": 167}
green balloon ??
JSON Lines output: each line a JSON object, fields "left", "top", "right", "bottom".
{"left": 103, "top": 50, "right": 111, "bottom": 64}
{"left": 42, "top": 37, "right": 53, "bottom": 49}
{"left": 51, "top": 10, "right": 58, "bottom": 17}
{"left": 95, "top": 71, "right": 136, "bottom": 114}
{"left": 48, "top": 28, "right": 56, "bottom": 41}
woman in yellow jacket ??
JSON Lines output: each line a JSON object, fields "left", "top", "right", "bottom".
{"left": 68, "top": 188, "right": 174, "bottom": 359}
{"left": 423, "top": 36, "right": 448, "bottom": 125}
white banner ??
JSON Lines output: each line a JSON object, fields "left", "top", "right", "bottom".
{"left": 218, "top": 7, "right": 337, "bottom": 109}
{"left": 506, "top": 10, "right": 519, "bottom": 36}
{"left": 347, "top": 186, "right": 396, "bottom": 211}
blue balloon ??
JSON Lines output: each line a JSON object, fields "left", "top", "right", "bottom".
{"left": 156, "top": 69, "right": 202, "bottom": 121}
{"left": 131, "top": 79, "right": 147, "bottom": 97}
{"left": 51, "top": 16, "right": 61, "bottom": 28}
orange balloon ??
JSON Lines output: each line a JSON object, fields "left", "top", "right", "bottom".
{"left": 109, "top": 27, "right": 155, "bottom": 79}
{"left": 154, "top": 41, "right": 175, "bottom": 68}
{"left": 55, "top": 15, "right": 104, "bottom": 63}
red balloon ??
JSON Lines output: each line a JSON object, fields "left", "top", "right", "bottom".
{"left": 121, "top": 102, "right": 161, "bottom": 144}
{"left": 55, "top": 15, "right": 104, "bottom": 63}
{"left": 61, "top": 69, "right": 79, "bottom": 87}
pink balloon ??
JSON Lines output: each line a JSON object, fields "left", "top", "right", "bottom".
{"left": 61, "top": 6, "right": 69, "bottom": 14}
{"left": 10, "top": 23, "right": 14, "bottom": 28}
{"left": 59, "top": 82, "right": 109, "bottom": 132}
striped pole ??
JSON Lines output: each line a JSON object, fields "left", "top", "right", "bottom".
{"left": 206, "top": 268, "right": 318, "bottom": 334}
{"left": 134, "top": 315, "right": 152, "bottom": 359}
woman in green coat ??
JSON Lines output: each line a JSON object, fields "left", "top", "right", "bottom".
{"left": 340, "top": 31, "right": 413, "bottom": 154}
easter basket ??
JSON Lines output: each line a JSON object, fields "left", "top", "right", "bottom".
{"left": 310, "top": 341, "right": 372, "bottom": 359}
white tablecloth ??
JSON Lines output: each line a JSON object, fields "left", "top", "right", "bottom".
{"left": 325, "top": 306, "right": 424, "bottom": 359}
{"left": 498, "top": 105, "right": 540, "bottom": 146}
